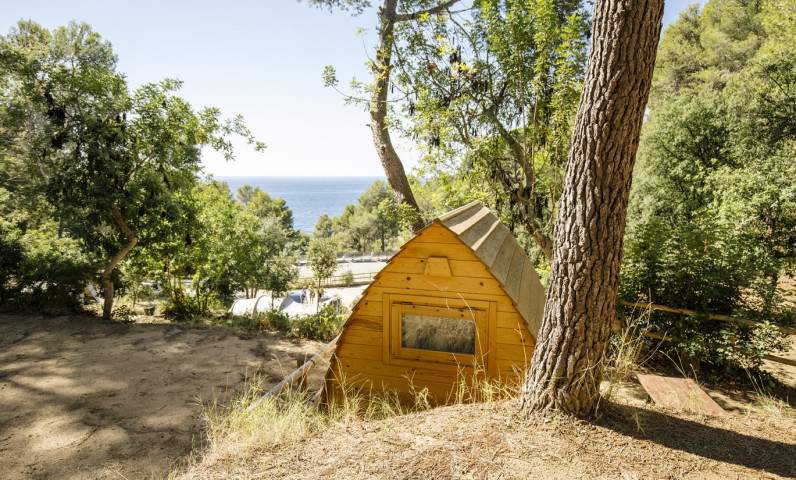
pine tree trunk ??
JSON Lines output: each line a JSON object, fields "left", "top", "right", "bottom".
{"left": 520, "top": 0, "right": 664, "bottom": 417}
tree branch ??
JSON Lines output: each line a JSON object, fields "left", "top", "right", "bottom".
{"left": 394, "top": 0, "right": 461, "bottom": 22}
{"left": 489, "top": 161, "right": 554, "bottom": 259}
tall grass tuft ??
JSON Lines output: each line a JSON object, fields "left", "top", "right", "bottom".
{"left": 197, "top": 377, "right": 343, "bottom": 464}
{"left": 745, "top": 370, "right": 794, "bottom": 418}
{"left": 178, "top": 356, "right": 527, "bottom": 477}
{"left": 603, "top": 305, "right": 658, "bottom": 402}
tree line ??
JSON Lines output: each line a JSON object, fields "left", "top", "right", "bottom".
{"left": 0, "top": 21, "right": 300, "bottom": 318}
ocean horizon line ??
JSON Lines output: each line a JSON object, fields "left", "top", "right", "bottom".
{"left": 208, "top": 176, "right": 387, "bottom": 233}
{"left": 210, "top": 175, "right": 387, "bottom": 179}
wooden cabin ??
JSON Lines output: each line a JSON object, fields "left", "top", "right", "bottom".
{"left": 324, "top": 201, "right": 546, "bottom": 404}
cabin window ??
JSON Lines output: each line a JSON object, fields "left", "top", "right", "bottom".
{"left": 401, "top": 311, "right": 476, "bottom": 355}
{"left": 384, "top": 294, "right": 490, "bottom": 369}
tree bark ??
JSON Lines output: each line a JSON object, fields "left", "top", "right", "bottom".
{"left": 370, "top": 0, "right": 460, "bottom": 235}
{"left": 520, "top": 0, "right": 664, "bottom": 417}
{"left": 101, "top": 205, "right": 138, "bottom": 319}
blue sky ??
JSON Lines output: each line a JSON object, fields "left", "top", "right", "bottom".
{"left": 1, "top": 1, "right": 698, "bottom": 177}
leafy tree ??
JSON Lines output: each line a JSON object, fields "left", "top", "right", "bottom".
{"left": 354, "top": 179, "right": 400, "bottom": 251}
{"left": 394, "top": 0, "right": 589, "bottom": 258}
{"left": 521, "top": 0, "right": 663, "bottom": 416}
{"left": 320, "top": 0, "right": 465, "bottom": 234}
{"left": 152, "top": 180, "right": 295, "bottom": 316}
{"left": 231, "top": 211, "right": 293, "bottom": 299}
{"left": 0, "top": 21, "right": 263, "bottom": 317}
{"left": 314, "top": 214, "right": 334, "bottom": 239}
{"left": 306, "top": 238, "right": 338, "bottom": 312}
{"left": 317, "top": 179, "right": 402, "bottom": 251}
{"left": 624, "top": 0, "right": 796, "bottom": 368}
{"left": 237, "top": 185, "right": 294, "bottom": 231}
{"left": 263, "top": 251, "right": 299, "bottom": 309}
{"left": 161, "top": 181, "right": 239, "bottom": 315}
{"left": 236, "top": 184, "right": 259, "bottom": 205}
{"left": 0, "top": 219, "right": 100, "bottom": 311}
{"left": 322, "top": 1, "right": 590, "bottom": 258}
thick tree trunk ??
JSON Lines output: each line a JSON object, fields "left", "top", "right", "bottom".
{"left": 520, "top": 0, "right": 664, "bottom": 417}
{"left": 101, "top": 205, "right": 138, "bottom": 319}
{"left": 370, "top": 0, "right": 425, "bottom": 234}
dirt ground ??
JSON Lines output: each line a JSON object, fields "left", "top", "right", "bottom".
{"left": 179, "top": 400, "right": 796, "bottom": 480}
{"left": 2, "top": 313, "right": 794, "bottom": 480}
{"left": 175, "top": 335, "right": 796, "bottom": 480}
{"left": 0, "top": 314, "right": 328, "bottom": 480}
{"left": 178, "top": 368, "right": 796, "bottom": 480}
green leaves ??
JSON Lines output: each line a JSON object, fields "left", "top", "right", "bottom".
{"left": 1, "top": 20, "right": 266, "bottom": 315}
{"left": 322, "top": 65, "right": 339, "bottom": 87}
{"left": 624, "top": 0, "right": 796, "bottom": 372}
{"left": 315, "top": 179, "right": 402, "bottom": 252}
{"left": 389, "top": 0, "right": 589, "bottom": 251}
{"left": 307, "top": 237, "right": 338, "bottom": 309}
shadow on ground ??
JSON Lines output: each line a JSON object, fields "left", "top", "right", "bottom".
{"left": 0, "top": 314, "right": 326, "bottom": 480}
{"left": 599, "top": 403, "right": 796, "bottom": 478}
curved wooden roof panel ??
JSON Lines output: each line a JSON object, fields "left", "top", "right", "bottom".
{"left": 436, "top": 201, "right": 546, "bottom": 336}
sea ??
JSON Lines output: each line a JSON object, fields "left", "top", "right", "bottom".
{"left": 216, "top": 176, "right": 385, "bottom": 234}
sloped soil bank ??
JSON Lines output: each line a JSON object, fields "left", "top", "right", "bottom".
{"left": 178, "top": 398, "right": 796, "bottom": 479}
{"left": 177, "top": 342, "right": 796, "bottom": 480}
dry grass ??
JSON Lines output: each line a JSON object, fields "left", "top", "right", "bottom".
{"left": 172, "top": 364, "right": 517, "bottom": 478}
{"left": 173, "top": 397, "right": 796, "bottom": 479}
{"left": 756, "top": 391, "right": 795, "bottom": 417}
{"left": 603, "top": 306, "right": 658, "bottom": 403}
{"left": 194, "top": 379, "right": 337, "bottom": 462}
{"left": 745, "top": 372, "right": 795, "bottom": 418}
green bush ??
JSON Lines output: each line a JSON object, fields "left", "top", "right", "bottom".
{"left": 260, "top": 310, "right": 291, "bottom": 332}
{"left": 620, "top": 218, "right": 788, "bottom": 372}
{"left": 291, "top": 304, "right": 345, "bottom": 341}
{"left": 111, "top": 304, "right": 137, "bottom": 324}
{"left": 0, "top": 227, "right": 24, "bottom": 305}
{"left": 340, "top": 269, "right": 354, "bottom": 286}
{"left": 1, "top": 227, "right": 99, "bottom": 312}
{"left": 162, "top": 290, "right": 208, "bottom": 320}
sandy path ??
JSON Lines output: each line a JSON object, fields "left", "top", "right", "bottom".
{"left": 0, "top": 314, "right": 327, "bottom": 479}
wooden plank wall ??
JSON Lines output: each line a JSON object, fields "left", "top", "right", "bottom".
{"left": 325, "top": 224, "right": 536, "bottom": 404}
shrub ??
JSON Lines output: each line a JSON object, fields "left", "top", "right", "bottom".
{"left": 620, "top": 218, "right": 789, "bottom": 373}
{"left": 340, "top": 269, "right": 354, "bottom": 286}
{"left": 2, "top": 227, "right": 99, "bottom": 312}
{"left": 111, "top": 304, "right": 137, "bottom": 324}
{"left": 292, "top": 304, "right": 345, "bottom": 341}
{"left": 162, "top": 290, "right": 207, "bottom": 320}
{"left": 0, "top": 227, "right": 24, "bottom": 305}
{"left": 260, "top": 310, "right": 291, "bottom": 332}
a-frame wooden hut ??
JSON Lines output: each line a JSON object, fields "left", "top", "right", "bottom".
{"left": 324, "top": 201, "right": 546, "bottom": 404}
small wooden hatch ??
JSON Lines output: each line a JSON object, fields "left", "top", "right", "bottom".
{"left": 324, "top": 202, "right": 546, "bottom": 404}
{"left": 637, "top": 374, "right": 727, "bottom": 416}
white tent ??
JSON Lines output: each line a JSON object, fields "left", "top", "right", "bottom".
{"left": 229, "top": 291, "right": 339, "bottom": 317}
{"left": 278, "top": 296, "right": 319, "bottom": 316}
{"left": 228, "top": 295, "right": 273, "bottom": 316}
